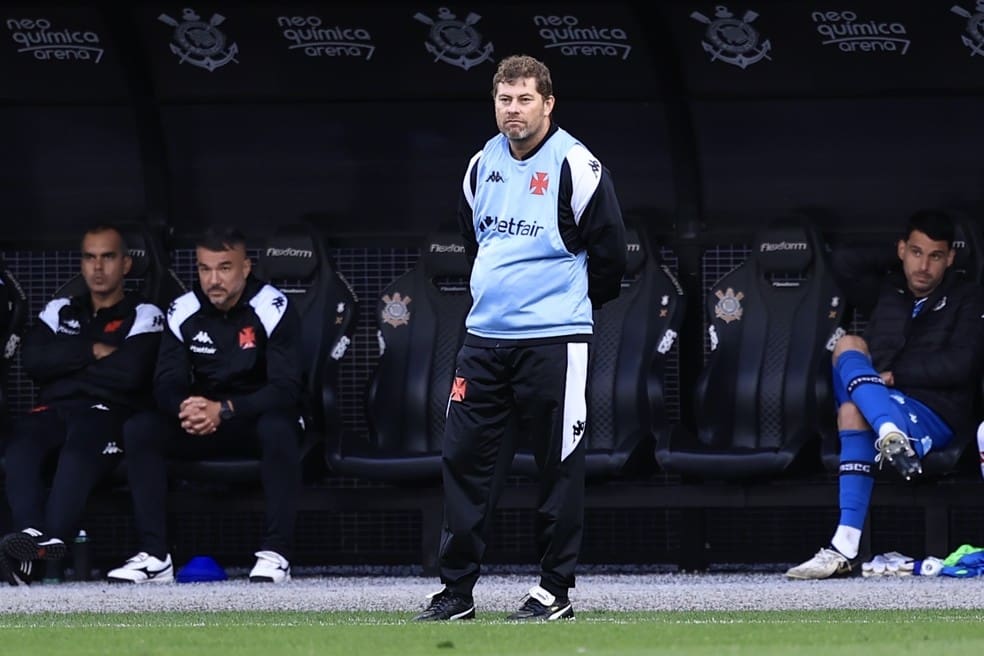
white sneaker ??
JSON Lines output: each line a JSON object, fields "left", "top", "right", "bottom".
{"left": 786, "top": 547, "right": 856, "bottom": 580}
{"left": 249, "top": 550, "right": 290, "bottom": 583}
{"left": 106, "top": 552, "right": 174, "bottom": 584}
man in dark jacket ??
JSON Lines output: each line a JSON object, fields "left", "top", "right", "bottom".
{"left": 107, "top": 226, "right": 303, "bottom": 584}
{"left": 787, "top": 210, "right": 984, "bottom": 580}
{"left": 0, "top": 225, "right": 164, "bottom": 585}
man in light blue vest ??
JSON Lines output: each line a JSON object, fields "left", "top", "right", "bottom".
{"left": 414, "top": 54, "right": 627, "bottom": 622}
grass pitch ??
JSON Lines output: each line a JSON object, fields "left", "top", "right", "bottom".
{"left": 1, "top": 609, "right": 982, "bottom": 655}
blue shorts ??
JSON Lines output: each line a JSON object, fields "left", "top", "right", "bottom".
{"left": 834, "top": 376, "right": 953, "bottom": 456}
{"left": 886, "top": 392, "right": 953, "bottom": 456}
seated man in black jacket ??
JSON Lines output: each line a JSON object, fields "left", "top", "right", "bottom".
{"left": 787, "top": 210, "right": 984, "bottom": 580}
{"left": 0, "top": 225, "right": 164, "bottom": 585}
{"left": 108, "top": 226, "right": 304, "bottom": 584}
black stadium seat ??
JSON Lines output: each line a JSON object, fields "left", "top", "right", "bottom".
{"left": 124, "top": 224, "right": 187, "bottom": 311}
{"left": 510, "top": 227, "right": 685, "bottom": 479}
{"left": 0, "top": 255, "right": 28, "bottom": 421}
{"left": 325, "top": 232, "right": 470, "bottom": 482}
{"left": 655, "top": 217, "right": 847, "bottom": 480}
{"left": 170, "top": 222, "right": 358, "bottom": 483}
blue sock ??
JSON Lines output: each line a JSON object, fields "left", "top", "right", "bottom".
{"left": 838, "top": 429, "right": 877, "bottom": 530}
{"left": 834, "top": 350, "right": 908, "bottom": 436}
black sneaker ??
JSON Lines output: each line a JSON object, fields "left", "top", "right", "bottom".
{"left": 412, "top": 588, "right": 475, "bottom": 621}
{"left": 506, "top": 586, "right": 575, "bottom": 621}
{"left": 0, "top": 550, "right": 33, "bottom": 586}
{"left": 1, "top": 528, "right": 67, "bottom": 562}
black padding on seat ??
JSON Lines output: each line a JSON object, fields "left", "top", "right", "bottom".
{"left": 624, "top": 232, "right": 647, "bottom": 276}
{"left": 950, "top": 214, "right": 984, "bottom": 284}
{"left": 124, "top": 230, "right": 151, "bottom": 277}
{"left": 0, "top": 256, "right": 28, "bottom": 416}
{"left": 420, "top": 234, "right": 470, "bottom": 278}
{"left": 753, "top": 227, "right": 814, "bottom": 273}
{"left": 122, "top": 223, "right": 187, "bottom": 310}
{"left": 656, "top": 216, "right": 846, "bottom": 480}
{"left": 260, "top": 232, "right": 319, "bottom": 280}
{"left": 326, "top": 232, "right": 471, "bottom": 482}
{"left": 511, "top": 226, "right": 685, "bottom": 479}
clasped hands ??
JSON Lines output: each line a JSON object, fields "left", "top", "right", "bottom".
{"left": 179, "top": 396, "right": 222, "bottom": 436}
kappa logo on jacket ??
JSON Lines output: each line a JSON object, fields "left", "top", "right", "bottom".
{"left": 58, "top": 318, "right": 81, "bottom": 335}
{"left": 190, "top": 330, "right": 217, "bottom": 355}
{"left": 102, "top": 441, "right": 123, "bottom": 455}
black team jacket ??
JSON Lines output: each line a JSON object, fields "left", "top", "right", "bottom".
{"left": 21, "top": 292, "right": 164, "bottom": 410}
{"left": 155, "top": 275, "right": 303, "bottom": 419}
{"left": 864, "top": 270, "right": 984, "bottom": 437}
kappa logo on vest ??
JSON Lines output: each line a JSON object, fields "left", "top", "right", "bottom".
{"left": 485, "top": 170, "right": 505, "bottom": 183}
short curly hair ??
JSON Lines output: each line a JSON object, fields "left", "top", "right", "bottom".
{"left": 491, "top": 54, "right": 553, "bottom": 99}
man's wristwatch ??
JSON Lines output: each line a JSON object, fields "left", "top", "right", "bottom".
{"left": 219, "top": 400, "right": 235, "bottom": 422}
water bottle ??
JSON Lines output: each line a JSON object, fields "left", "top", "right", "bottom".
{"left": 72, "top": 529, "right": 91, "bottom": 582}
{"left": 42, "top": 558, "right": 64, "bottom": 584}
